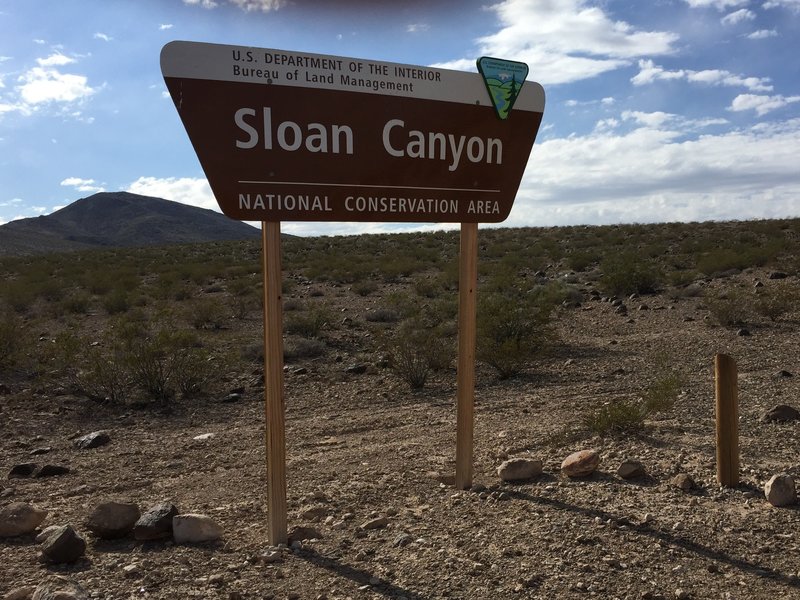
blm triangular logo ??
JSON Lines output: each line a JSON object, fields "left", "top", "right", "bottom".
{"left": 477, "top": 57, "right": 529, "bottom": 120}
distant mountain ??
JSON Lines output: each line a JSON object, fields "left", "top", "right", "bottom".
{"left": 0, "top": 192, "right": 260, "bottom": 255}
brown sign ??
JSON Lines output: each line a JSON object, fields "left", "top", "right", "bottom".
{"left": 160, "top": 41, "right": 545, "bottom": 223}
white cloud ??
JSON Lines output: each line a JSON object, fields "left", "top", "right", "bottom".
{"left": 601, "top": 97, "right": 615, "bottom": 105}
{"left": 721, "top": 8, "right": 756, "bottom": 23}
{"left": 747, "top": 29, "right": 778, "bottom": 38}
{"left": 0, "top": 56, "right": 11, "bottom": 62}
{"left": 36, "top": 53, "right": 75, "bottom": 67}
{"left": 632, "top": 59, "right": 772, "bottom": 92}
{"left": 763, "top": 0, "right": 800, "bottom": 10}
{"left": 506, "top": 118, "right": 800, "bottom": 227}
{"left": 126, "top": 176, "right": 218, "bottom": 211}
{"left": 407, "top": 23, "right": 430, "bottom": 33}
{"left": 60, "top": 177, "right": 105, "bottom": 193}
{"left": 33, "top": 39, "right": 46, "bottom": 45}
{"left": 729, "top": 93, "right": 800, "bottom": 115}
{"left": 432, "top": 0, "right": 678, "bottom": 85}
{"left": 683, "top": 0, "right": 749, "bottom": 9}
{"left": 182, "top": 0, "right": 287, "bottom": 10}
{"left": 93, "top": 32, "right": 113, "bottom": 42}
{"left": 159, "top": 24, "right": 174, "bottom": 30}
{"left": 622, "top": 110, "right": 675, "bottom": 128}
{"left": 17, "top": 66, "right": 96, "bottom": 104}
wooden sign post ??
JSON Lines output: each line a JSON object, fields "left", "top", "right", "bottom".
{"left": 161, "top": 41, "right": 545, "bottom": 544}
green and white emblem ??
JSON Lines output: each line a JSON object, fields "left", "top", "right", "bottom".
{"left": 477, "top": 56, "right": 529, "bottom": 120}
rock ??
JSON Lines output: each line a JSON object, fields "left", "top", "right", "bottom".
{"left": 8, "top": 463, "right": 37, "bottom": 479}
{"left": 31, "top": 577, "right": 88, "bottom": 600}
{"left": 360, "top": 516, "right": 389, "bottom": 530}
{"left": 345, "top": 364, "right": 367, "bottom": 375}
{"left": 0, "top": 502, "right": 48, "bottom": 537}
{"left": 134, "top": 502, "right": 179, "bottom": 541}
{"left": 675, "top": 589, "right": 690, "bottom": 600}
{"left": 672, "top": 473, "right": 695, "bottom": 492}
{"left": 392, "top": 533, "right": 413, "bottom": 548}
{"left": 774, "top": 370, "right": 793, "bottom": 378}
{"left": 497, "top": 458, "right": 543, "bottom": 482}
{"left": 761, "top": 404, "right": 800, "bottom": 423}
{"left": 172, "top": 514, "right": 223, "bottom": 543}
{"left": 617, "top": 460, "right": 646, "bottom": 479}
{"left": 261, "top": 550, "right": 282, "bottom": 564}
{"left": 36, "top": 525, "right": 62, "bottom": 543}
{"left": 73, "top": 431, "right": 110, "bottom": 450}
{"left": 4, "top": 587, "right": 35, "bottom": 600}
{"left": 40, "top": 525, "right": 86, "bottom": 563}
{"left": 86, "top": 501, "right": 140, "bottom": 539}
{"left": 220, "top": 393, "right": 241, "bottom": 403}
{"left": 29, "top": 447, "right": 52, "bottom": 456}
{"left": 288, "top": 525, "right": 323, "bottom": 543}
{"left": 122, "top": 563, "right": 142, "bottom": 578}
{"left": 764, "top": 474, "right": 796, "bottom": 507}
{"left": 192, "top": 433, "right": 215, "bottom": 441}
{"left": 299, "top": 506, "right": 328, "bottom": 521}
{"left": 35, "top": 465, "right": 70, "bottom": 478}
{"left": 736, "top": 328, "right": 750, "bottom": 337}
{"left": 768, "top": 271, "right": 788, "bottom": 279}
{"left": 561, "top": 450, "right": 600, "bottom": 477}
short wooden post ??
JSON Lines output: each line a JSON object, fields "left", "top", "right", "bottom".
{"left": 261, "top": 221, "right": 287, "bottom": 544}
{"left": 715, "top": 353, "right": 739, "bottom": 487}
{"left": 455, "top": 222, "right": 478, "bottom": 490}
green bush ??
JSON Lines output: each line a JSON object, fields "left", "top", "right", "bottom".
{"left": 583, "top": 399, "right": 646, "bottom": 436}
{"left": 753, "top": 284, "right": 799, "bottom": 322}
{"left": 285, "top": 307, "right": 330, "bottom": 338}
{"left": 388, "top": 321, "right": 434, "bottom": 389}
{"left": 103, "top": 289, "right": 131, "bottom": 315}
{"left": 189, "top": 297, "right": 228, "bottom": 330}
{"left": 352, "top": 281, "right": 379, "bottom": 297}
{"left": 476, "top": 286, "right": 556, "bottom": 379}
{"left": 283, "top": 336, "right": 327, "bottom": 361}
{"left": 0, "top": 310, "right": 25, "bottom": 371}
{"left": 706, "top": 289, "right": 750, "bottom": 327}
{"left": 600, "top": 253, "right": 662, "bottom": 296}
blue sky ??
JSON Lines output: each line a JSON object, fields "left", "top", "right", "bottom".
{"left": 1, "top": 0, "right": 799, "bottom": 236}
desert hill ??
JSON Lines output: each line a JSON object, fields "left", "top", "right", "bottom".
{"left": 0, "top": 191, "right": 259, "bottom": 255}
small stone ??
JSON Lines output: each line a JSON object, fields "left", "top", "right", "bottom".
{"left": 134, "top": 502, "right": 179, "bottom": 541}
{"left": 561, "top": 449, "right": 600, "bottom": 477}
{"left": 29, "top": 447, "right": 52, "bottom": 456}
{"left": 617, "top": 460, "right": 646, "bottom": 479}
{"left": 736, "top": 328, "right": 750, "bottom": 337}
{"left": 172, "top": 514, "right": 223, "bottom": 543}
{"left": 774, "top": 370, "right": 793, "bottom": 378}
{"left": 36, "top": 525, "right": 61, "bottom": 543}
{"left": 73, "top": 431, "right": 110, "bottom": 450}
{"left": 764, "top": 474, "right": 796, "bottom": 507}
{"left": 292, "top": 367, "right": 308, "bottom": 375}
{"left": 0, "top": 502, "right": 48, "bottom": 537}
{"left": 220, "top": 393, "right": 241, "bottom": 403}
{"left": 35, "top": 465, "right": 70, "bottom": 478}
{"left": 261, "top": 550, "right": 282, "bottom": 564}
{"left": 288, "top": 525, "right": 323, "bottom": 543}
{"left": 31, "top": 576, "right": 89, "bottom": 600}
{"left": 86, "top": 501, "right": 140, "bottom": 539}
{"left": 393, "top": 533, "right": 413, "bottom": 547}
{"left": 193, "top": 433, "right": 215, "bottom": 441}
{"left": 672, "top": 473, "right": 695, "bottom": 492}
{"left": 345, "top": 364, "right": 367, "bottom": 375}
{"left": 675, "top": 589, "right": 690, "bottom": 599}
{"left": 299, "top": 506, "right": 328, "bottom": 521}
{"left": 122, "top": 563, "right": 142, "bottom": 578}
{"left": 497, "top": 458, "right": 543, "bottom": 482}
{"left": 8, "top": 463, "right": 37, "bottom": 479}
{"left": 768, "top": 271, "right": 788, "bottom": 279}
{"left": 40, "top": 525, "right": 86, "bottom": 563}
{"left": 4, "top": 586, "right": 36, "bottom": 600}
{"left": 360, "top": 516, "right": 389, "bottom": 530}
{"left": 761, "top": 404, "right": 800, "bottom": 423}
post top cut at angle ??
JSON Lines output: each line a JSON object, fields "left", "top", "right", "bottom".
{"left": 160, "top": 40, "right": 545, "bottom": 223}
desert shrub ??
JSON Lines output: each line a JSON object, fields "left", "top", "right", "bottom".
{"left": 285, "top": 307, "right": 330, "bottom": 338}
{"left": 352, "top": 281, "right": 378, "bottom": 297}
{"left": 365, "top": 308, "right": 401, "bottom": 323}
{"left": 77, "top": 342, "right": 132, "bottom": 404}
{"left": 566, "top": 250, "right": 600, "bottom": 273}
{"left": 388, "top": 320, "right": 434, "bottom": 389}
{"left": 0, "top": 310, "right": 25, "bottom": 371}
{"left": 413, "top": 277, "right": 440, "bottom": 299}
{"left": 284, "top": 336, "right": 327, "bottom": 361}
{"left": 477, "top": 287, "right": 556, "bottom": 379}
{"left": 61, "top": 291, "right": 91, "bottom": 315}
{"left": 189, "top": 297, "right": 227, "bottom": 329}
{"left": 753, "top": 284, "right": 799, "bottom": 322}
{"left": 2, "top": 282, "right": 36, "bottom": 314}
{"left": 583, "top": 399, "right": 646, "bottom": 436}
{"left": 103, "top": 289, "right": 130, "bottom": 315}
{"left": 706, "top": 289, "right": 751, "bottom": 327}
{"left": 600, "top": 253, "right": 662, "bottom": 296}
{"left": 172, "top": 347, "right": 219, "bottom": 397}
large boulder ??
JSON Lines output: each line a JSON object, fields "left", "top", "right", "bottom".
{"left": 85, "top": 501, "right": 140, "bottom": 539}
{"left": 0, "top": 502, "right": 48, "bottom": 537}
